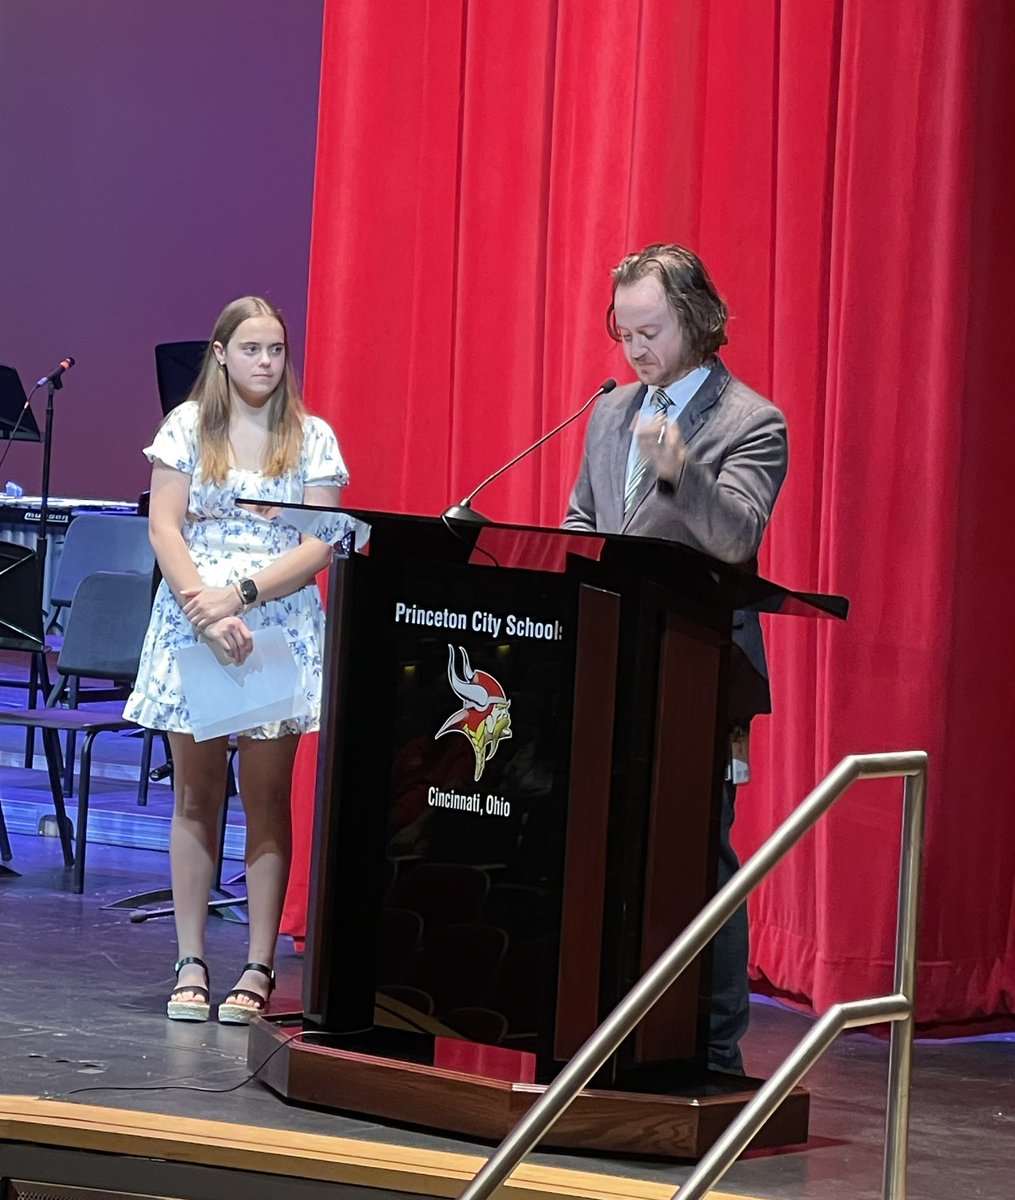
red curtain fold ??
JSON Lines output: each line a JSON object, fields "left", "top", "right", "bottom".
{"left": 284, "top": 0, "right": 1015, "bottom": 1031}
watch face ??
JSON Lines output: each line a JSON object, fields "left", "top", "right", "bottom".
{"left": 240, "top": 578, "right": 258, "bottom": 604}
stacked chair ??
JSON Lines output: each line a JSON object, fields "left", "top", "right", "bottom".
{"left": 44, "top": 514, "right": 154, "bottom": 792}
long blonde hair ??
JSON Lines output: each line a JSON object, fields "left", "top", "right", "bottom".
{"left": 186, "top": 296, "right": 305, "bottom": 483}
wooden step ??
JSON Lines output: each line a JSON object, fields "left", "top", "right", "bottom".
{"left": 0, "top": 1093, "right": 751, "bottom": 1200}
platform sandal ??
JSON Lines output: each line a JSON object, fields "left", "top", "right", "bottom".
{"left": 217, "top": 961, "right": 276, "bottom": 1025}
{"left": 166, "top": 956, "right": 211, "bottom": 1022}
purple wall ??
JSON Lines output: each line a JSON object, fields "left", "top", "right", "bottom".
{"left": 0, "top": 0, "right": 324, "bottom": 500}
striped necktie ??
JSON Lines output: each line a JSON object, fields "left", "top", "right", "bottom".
{"left": 624, "top": 387, "right": 673, "bottom": 513}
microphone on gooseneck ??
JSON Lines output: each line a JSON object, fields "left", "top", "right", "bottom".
{"left": 36, "top": 357, "right": 76, "bottom": 388}
{"left": 442, "top": 378, "right": 617, "bottom": 524}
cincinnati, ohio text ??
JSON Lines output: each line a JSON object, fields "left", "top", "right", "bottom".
{"left": 427, "top": 786, "right": 511, "bottom": 817}
{"left": 394, "top": 601, "right": 562, "bottom": 641}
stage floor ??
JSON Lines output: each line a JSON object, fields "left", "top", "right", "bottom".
{"left": 0, "top": 832, "right": 1012, "bottom": 1200}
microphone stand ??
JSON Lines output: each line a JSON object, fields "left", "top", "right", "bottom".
{"left": 0, "top": 369, "right": 69, "bottom": 873}
{"left": 36, "top": 374, "right": 62, "bottom": 618}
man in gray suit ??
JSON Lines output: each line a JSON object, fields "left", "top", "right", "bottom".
{"left": 564, "top": 243, "right": 788, "bottom": 1072}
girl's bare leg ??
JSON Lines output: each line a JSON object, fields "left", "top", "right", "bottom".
{"left": 224, "top": 733, "right": 300, "bottom": 1007}
{"left": 168, "top": 732, "right": 230, "bottom": 998}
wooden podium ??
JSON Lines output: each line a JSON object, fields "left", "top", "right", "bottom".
{"left": 249, "top": 511, "right": 845, "bottom": 1157}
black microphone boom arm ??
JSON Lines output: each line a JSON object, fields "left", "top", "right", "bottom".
{"left": 443, "top": 378, "right": 617, "bottom": 523}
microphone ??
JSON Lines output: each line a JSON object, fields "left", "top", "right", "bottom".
{"left": 36, "top": 357, "right": 76, "bottom": 388}
{"left": 443, "top": 378, "right": 617, "bottom": 524}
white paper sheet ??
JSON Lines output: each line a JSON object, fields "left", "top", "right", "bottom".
{"left": 236, "top": 499, "right": 371, "bottom": 551}
{"left": 175, "top": 626, "right": 310, "bottom": 742}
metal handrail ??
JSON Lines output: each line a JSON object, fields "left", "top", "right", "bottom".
{"left": 459, "top": 750, "right": 928, "bottom": 1200}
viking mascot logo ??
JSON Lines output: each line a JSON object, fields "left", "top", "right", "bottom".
{"left": 436, "top": 645, "right": 513, "bottom": 782}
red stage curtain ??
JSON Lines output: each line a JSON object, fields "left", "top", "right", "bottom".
{"left": 284, "top": 0, "right": 1015, "bottom": 1031}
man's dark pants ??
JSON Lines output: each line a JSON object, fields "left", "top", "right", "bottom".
{"left": 708, "top": 779, "right": 750, "bottom": 1073}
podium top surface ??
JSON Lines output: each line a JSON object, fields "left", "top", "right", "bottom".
{"left": 236, "top": 500, "right": 848, "bottom": 622}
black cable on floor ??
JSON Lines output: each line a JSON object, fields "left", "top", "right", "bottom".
{"left": 51, "top": 1026, "right": 326, "bottom": 1100}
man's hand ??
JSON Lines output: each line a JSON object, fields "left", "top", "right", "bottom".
{"left": 181, "top": 585, "right": 243, "bottom": 629}
{"left": 632, "top": 411, "right": 687, "bottom": 486}
{"left": 201, "top": 615, "right": 254, "bottom": 666}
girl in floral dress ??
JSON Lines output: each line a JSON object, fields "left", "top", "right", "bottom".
{"left": 124, "top": 296, "right": 349, "bottom": 1023}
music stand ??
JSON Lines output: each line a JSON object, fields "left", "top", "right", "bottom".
{"left": 0, "top": 542, "right": 44, "bottom": 652}
{"left": 0, "top": 541, "right": 46, "bottom": 875}
{"left": 154, "top": 341, "right": 207, "bottom": 415}
{"left": 0, "top": 365, "right": 42, "bottom": 441}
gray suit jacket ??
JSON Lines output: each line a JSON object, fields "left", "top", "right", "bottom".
{"left": 563, "top": 357, "right": 788, "bottom": 722}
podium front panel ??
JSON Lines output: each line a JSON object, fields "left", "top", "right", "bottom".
{"left": 307, "top": 549, "right": 581, "bottom": 1076}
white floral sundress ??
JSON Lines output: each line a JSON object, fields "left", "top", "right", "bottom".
{"left": 123, "top": 401, "right": 351, "bottom": 739}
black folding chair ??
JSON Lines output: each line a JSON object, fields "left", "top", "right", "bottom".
{"left": 0, "top": 570, "right": 152, "bottom": 892}
{"left": 46, "top": 513, "right": 155, "bottom": 635}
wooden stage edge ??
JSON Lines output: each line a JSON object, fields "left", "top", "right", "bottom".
{"left": 0, "top": 1093, "right": 756, "bottom": 1200}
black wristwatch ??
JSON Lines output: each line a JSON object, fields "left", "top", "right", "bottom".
{"left": 237, "top": 577, "right": 259, "bottom": 606}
